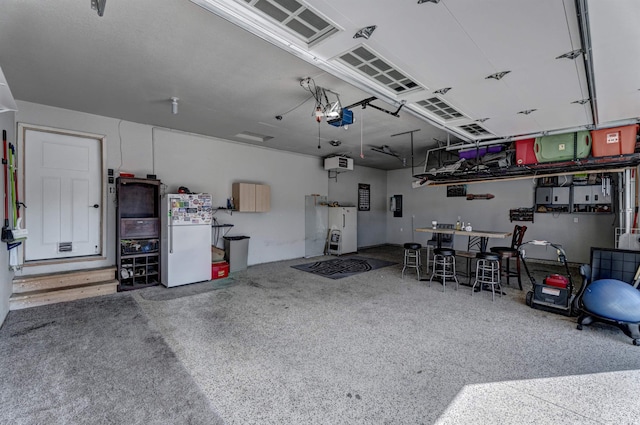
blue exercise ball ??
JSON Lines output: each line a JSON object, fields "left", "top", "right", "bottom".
{"left": 582, "top": 279, "right": 640, "bottom": 323}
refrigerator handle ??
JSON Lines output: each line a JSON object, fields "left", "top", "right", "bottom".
{"left": 168, "top": 197, "right": 177, "bottom": 254}
{"left": 343, "top": 214, "right": 345, "bottom": 228}
{"left": 169, "top": 221, "right": 173, "bottom": 254}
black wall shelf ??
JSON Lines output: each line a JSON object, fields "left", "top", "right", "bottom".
{"left": 414, "top": 153, "right": 640, "bottom": 185}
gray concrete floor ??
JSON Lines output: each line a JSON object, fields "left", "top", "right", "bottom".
{"left": 134, "top": 245, "right": 640, "bottom": 424}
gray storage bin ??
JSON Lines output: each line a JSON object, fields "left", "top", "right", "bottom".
{"left": 224, "top": 236, "right": 250, "bottom": 272}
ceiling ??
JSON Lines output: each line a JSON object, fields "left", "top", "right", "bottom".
{"left": 1, "top": 0, "right": 639, "bottom": 172}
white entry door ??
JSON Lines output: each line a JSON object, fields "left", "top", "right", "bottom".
{"left": 23, "top": 127, "right": 103, "bottom": 261}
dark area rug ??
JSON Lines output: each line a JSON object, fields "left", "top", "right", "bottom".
{"left": 291, "top": 255, "right": 397, "bottom": 279}
{"left": 0, "top": 293, "right": 224, "bottom": 425}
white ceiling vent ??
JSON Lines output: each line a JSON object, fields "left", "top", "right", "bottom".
{"left": 338, "top": 46, "right": 422, "bottom": 94}
{"left": 242, "top": 0, "right": 338, "bottom": 45}
{"left": 235, "top": 131, "right": 274, "bottom": 142}
{"left": 417, "top": 97, "right": 465, "bottom": 121}
{"left": 324, "top": 156, "right": 353, "bottom": 171}
{"left": 457, "top": 123, "right": 492, "bottom": 137}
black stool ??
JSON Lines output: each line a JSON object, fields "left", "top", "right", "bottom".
{"left": 490, "top": 225, "right": 527, "bottom": 290}
{"left": 429, "top": 248, "right": 458, "bottom": 291}
{"left": 472, "top": 252, "right": 501, "bottom": 301}
{"left": 402, "top": 243, "right": 422, "bottom": 280}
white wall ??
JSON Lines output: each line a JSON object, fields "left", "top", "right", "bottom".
{"left": 328, "top": 165, "right": 388, "bottom": 248}
{"left": 152, "top": 128, "right": 327, "bottom": 264}
{"left": 0, "top": 111, "right": 15, "bottom": 324}
{"left": 14, "top": 101, "right": 328, "bottom": 276}
{"left": 387, "top": 169, "right": 616, "bottom": 264}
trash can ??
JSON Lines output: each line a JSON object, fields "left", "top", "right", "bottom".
{"left": 223, "top": 236, "right": 250, "bottom": 272}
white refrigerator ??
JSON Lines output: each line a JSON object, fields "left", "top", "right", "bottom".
{"left": 328, "top": 207, "right": 357, "bottom": 254}
{"left": 305, "top": 195, "right": 328, "bottom": 258}
{"left": 161, "top": 193, "right": 213, "bottom": 287}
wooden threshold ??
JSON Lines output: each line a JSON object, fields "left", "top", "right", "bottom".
{"left": 12, "top": 266, "right": 117, "bottom": 294}
{"left": 9, "top": 280, "right": 118, "bottom": 310}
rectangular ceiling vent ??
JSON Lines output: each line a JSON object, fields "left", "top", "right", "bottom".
{"left": 338, "top": 46, "right": 422, "bottom": 94}
{"left": 235, "top": 131, "right": 274, "bottom": 143}
{"left": 417, "top": 97, "right": 465, "bottom": 121}
{"left": 242, "top": 0, "right": 338, "bottom": 45}
{"left": 457, "top": 123, "right": 492, "bottom": 137}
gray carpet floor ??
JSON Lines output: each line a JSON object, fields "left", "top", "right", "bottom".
{"left": 0, "top": 294, "right": 224, "bottom": 425}
{"left": 3, "top": 245, "right": 640, "bottom": 424}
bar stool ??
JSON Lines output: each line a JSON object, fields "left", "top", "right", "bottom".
{"left": 429, "top": 248, "right": 458, "bottom": 292}
{"left": 472, "top": 252, "right": 501, "bottom": 301}
{"left": 402, "top": 242, "right": 422, "bottom": 280}
{"left": 490, "top": 225, "right": 527, "bottom": 290}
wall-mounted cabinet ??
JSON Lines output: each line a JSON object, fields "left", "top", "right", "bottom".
{"left": 535, "top": 186, "right": 570, "bottom": 213}
{"left": 232, "top": 182, "right": 270, "bottom": 212}
{"left": 535, "top": 183, "right": 613, "bottom": 214}
{"left": 572, "top": 185, "right": 613, "bottom": 213}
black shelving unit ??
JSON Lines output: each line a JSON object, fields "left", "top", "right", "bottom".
{"left": 414, "top": 153, "right": 640, "bottom": 185}
{"left": 116, "top": 177, "right": 161, "bottom": 291}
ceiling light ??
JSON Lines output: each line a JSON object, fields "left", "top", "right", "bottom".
{"left": 90, "top": 0, "right": 106, "bottom": 17}
{"left": 171, "top": 97, "right": 179, "bottom": 115}
{"left": 417, "top": 0, "right": 440, "bottom": 4}
{"left": 485, "top": 71, "right": 511, "bottom": 81}
{"left": 434, "top": 87, "right": 451, "bottom": 95}
{"left": 571, "top": 99, "right": 590, "bottom": 105}
{"left": 556, "top": 49, "right": 583, "bottom": 60}
{"left": 517, "top": 109, "right": 537, "bottom": 115}
{"left": 329, "top": 140, "right": 341, "bottom": 147}
{"left": 353, "top": 25, "right": 377, "bottom": 40}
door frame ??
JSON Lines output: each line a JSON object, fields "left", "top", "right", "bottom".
{"left": 17, "top": 123, "right": 107, "bottom": 266}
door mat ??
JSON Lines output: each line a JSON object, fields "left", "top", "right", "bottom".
{"left": 291, "top": 256, "right": 397, "bottom": 279}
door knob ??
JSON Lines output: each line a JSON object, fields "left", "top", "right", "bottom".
{"left": 91, "top": 204, "right": 99, "bottom": 208}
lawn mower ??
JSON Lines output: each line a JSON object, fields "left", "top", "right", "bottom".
{"left": 519, "top": 240, "right": 576, "bottom": 316}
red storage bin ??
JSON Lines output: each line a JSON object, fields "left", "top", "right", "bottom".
{"left": 590, "top": 124, "right": 639, "bottom": 157}
{"left": 211, "top": 261, "right": 230, "bottom": 280}
{"left": 515, "top": 138, "right": 537, "bottom": 165}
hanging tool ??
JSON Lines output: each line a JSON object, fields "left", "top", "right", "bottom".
{"left": 1, "top": 130, "right": 13, "bottom": 242}
{"left": 466, "top": 193, "right": 495, "bottom": 200}
{"left": 8, "top": 143, "right": 27, "bottom": 240}
{"left": 10, "top": 143, "right": 16, "bottom": 227}
{"left": 4, "top": 136, "right": 23, "bottom": 270}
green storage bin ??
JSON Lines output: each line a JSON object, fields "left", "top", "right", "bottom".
{"left": 533, "top": 131, "right": 592, "bottom": 163}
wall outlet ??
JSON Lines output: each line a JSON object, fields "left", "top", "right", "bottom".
{"left": 400, "top": 228, "right": 403, "bottom": 232}
{"left": 573, "top": 217, "right": 579, "bottom": 223}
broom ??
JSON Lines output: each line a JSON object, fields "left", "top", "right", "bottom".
{"left": 1, "top": 130, "right": 13, "bottom": 242}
